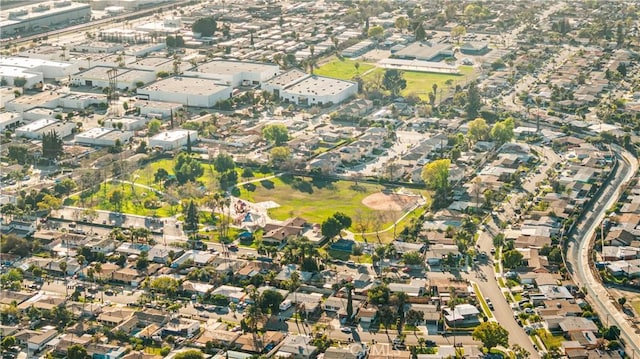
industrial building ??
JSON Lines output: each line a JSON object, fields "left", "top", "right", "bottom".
{"left": 0, "top": 57, "right": 77, "bottom": 89}
{"left": 0, "top": 112, "right": 23, "bottom": 132}
{"left": 137, "top": 77, "right": 232, "bottom": 108}
{"left": 71, "top": 66, "right": 156, "bottom": 90}
{"left": 134, "top": 100, "right": 182, "bottom": 119}
{"left": 75, "top": 127, "right": 133, "bottom": 147}
{"left": 102, "top": 117, "right": 147, "bottom": 131}
{"left": 0, "top": 1, "right": 91, "bottom": 38}
{"left": 15, "top": 118, "right": 76, "bottom": 139}
{"left": 392, "top": 41, "right": 454, "bottom": 62}
{"left": 90, "top": 0, "right": 173, "bottom": 11}
{"left": 149, "top": 129, "right": 198, "bottom": 151}
{"left": 186, "top": 60, "right": 280, "bottom": 87}
{"left": 264, "top": 69, "right": 358, "bottom": 106}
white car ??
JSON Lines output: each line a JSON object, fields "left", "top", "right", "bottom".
{"left": 340, "top": 327, "right": 351, "bottom": 333}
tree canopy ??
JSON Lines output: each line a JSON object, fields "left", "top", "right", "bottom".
{"left": 174, "top": 350, "right": 204, "bottom": 359}
{"left": 490, "top": 117, "right": 515, "bottom": 144}
{"left": 262, "top": 124, "right": 289, "bottom": 146}
{"left": 42, "top": 130, "right": 63, "bottom": 160}
{"left": 468, "top": 118, "right": 490, "bottom": 143}
{"left": 421, "top": 159, "right": 451, "bottom": 204}
{"left": 472, "top": 322, "right": 509, "bottom": 351}
{"left": 465, "top": 81, "right": 482, "bottom": 119}
{"left": 213, "top": 153, "right": 235, "bottom": 173}
{"left": 321, "top": 212, "right": 352, "bottom": 239}
{"left": 192, "top": 17, "right": 217, "bottom": 37}
{"left": 67, "top": 344, "right": 88, "bottom": 359}
{"left": 174, "top": 153, "right": 204, "bottom": 184}
{"left": 382, "top": 69, "right": 407, "bottom": 97}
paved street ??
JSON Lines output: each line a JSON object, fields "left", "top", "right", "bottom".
{"left": 566, "top": 147, "right": 640, "bottom": 357}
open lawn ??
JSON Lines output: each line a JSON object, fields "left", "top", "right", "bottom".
{"left": 631, "top": 300, "right": 640, "bottom": 316}
{"left": 238, "top": 175, "right": 407, "bottom": 228}
{"left": 362, "top": 65, "right": 475, "bottom": 101}
{"left": 537, "top": 329, "right": 565, "bottom": 350}
{"left": 315, "top": 57, "right": 375, "bottom": 80}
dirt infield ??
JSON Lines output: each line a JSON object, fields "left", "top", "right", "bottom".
{"left": 362, "top": 192, "right": 421, "bottom": 211}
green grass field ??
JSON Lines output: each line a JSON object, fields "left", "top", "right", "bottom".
{"left": 631, "top": 300, "right": 640, "bottom": 316}
{"left": 237, "top": 175, "right": 401, "bottom": 227}
{"left": 314, "top": 58, "right": 375, "bottom": 80}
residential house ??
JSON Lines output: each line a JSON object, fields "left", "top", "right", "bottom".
{"left": 276, "top": 335, "right": 318, "bottom": 359}
{"left": 285, "top": 292, "right": 322, "bottom": 316}
{"left": 27, "top": 328, "right": 58, "bottom": 354}
{"left": 163, "top": 318, "right": 200, "bottom": 338}
{"left": 323, "top": 296, "right": 361, "bottom": 319}
{"left": 388, "top": 279, "right": 427, "bottom": 297}
{"left": 171, "top": 250, "right": 215, "bottom": 268}
{"left": 112, "top": 267, "right": 144, "bottom": 287}
{"left": 262, "top": 217, "right": 308, "bottom": 246}
{"left": 309, "top": 152, "right": 340, "bottom": 174}
{"left": 558, "top": 317, "right": 598, "bottom": 337}
{"left": 357, "top": 307, "right": 377, "bottom": 327}
{"left": 323, "top": 347, "right": 366, "bottom": 359}
{"left": 601, "top": 246, "right": 640, "bottom": 261}
{"left": 211, "top": 285, "right": 245, "bottom": 303}
{"left": 148, "top": 245, "right": 182, "bottom": 264}
{"left": 181, "top": 281, "right": 214, "bottom": 296}
{"left": 234, "top": 331, "right": 285, "bottom": 354}
{"left": 97, "top": 308, "right": 135, "bottom": 327}
{"left": 443, "top": 304, "right": 480, "bottom": 327}
{"left": 369, "top": 344, "right": 411, "bottom": 359}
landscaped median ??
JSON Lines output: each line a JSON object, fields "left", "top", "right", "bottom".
{"left": 472, "top": 282, "right": 494, "bottom": 319}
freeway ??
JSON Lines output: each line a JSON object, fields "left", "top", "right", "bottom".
{"left": 0, "top": 0, "right": 192, "bottom": 44}
{"left": 565, "top": 146, "right": 640, "bottom": 357}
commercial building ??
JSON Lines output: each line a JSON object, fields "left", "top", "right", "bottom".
{"left": 71, "top": 66, "right": 156, "bottom": 90}
{"left": 0, "top": 57, "right": 78, "bottom": 89}
{"left": 378, "top": 58, "right": 460, "bottom": 74}
{"left": 393, "top": 41, "right": 453, "bottom": 62}
{"left": 341, "top": 40, "right": 375, "bottom": 58}
{"left": 149, "top": 129, "right": 198, "bottom": 151}
{"left": 90, "top": 0, "right": 173, "bottom": 11}
{"left": 102, "top": 117, "right": 147, "bottom": 131}
{"left": 23, "top": 107, "right": 57, "bottom": 121}
{"left": 59, "top": 93, "right": 107, "bottom": 110}
{"left": 137, "top": 77, "right": 232, "bottom": 108}
{"left": 15, "top": 118, "right": 75, "bottom": 139}
{"left": 5, "top": 91, "right": 63, "bottom": 112}
{"left": 134, "top": 100, "right": 182, "bottom": 119}
{"left": 0, "top": 112, "right": 23, "bottom": 132}
{"left": 264, "top": 70, "right": 357, "bottom": 106}
{"left": 186, "top": 60, "right": 280, "bottom": 87}
{"left": 0, "top": 1, "right": 91, "bottom": 38}
{"left": 75, "top": 127, "right": 133, "bottom": 147}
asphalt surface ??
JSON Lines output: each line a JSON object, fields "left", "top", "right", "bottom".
{"left": 566, "top": 147, "right": 640, "bottom": 357}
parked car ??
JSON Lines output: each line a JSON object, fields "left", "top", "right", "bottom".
{"left": 340, "top": 327, "right": 351, "bottom": 333}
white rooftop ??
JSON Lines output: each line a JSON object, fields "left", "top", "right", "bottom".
{"left": 150, "top": 129, "right": 197, "bottom": 142}
{"left": 16, "top": 118, "right": 58, "bottom": 132}
{"left": 284, "top": 75, "right": 356, "bottom": 96}
{"left": 141, "top": 76, "right": 229, "bottom": 96}
{"left": 76, "top": 127, "right": 113, "bottom": 139}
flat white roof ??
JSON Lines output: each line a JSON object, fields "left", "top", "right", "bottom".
{"left": 76, "top": 127, "right": 113, "bottom": 139}
{"left": 16, "top": 118, "right": 58, "bottom": 132}
{"left": 197, "top": 60, "right": 279, "bottom": 76}
{"left": 0, "top": 56, "right": 72, "bottom": 70}
{"left": 0, "top": 112, "right": 21, "bottom": 125}
{"left": 1, "top": 2, "right": 89, "bottom": 23}
{"left": 141, "top": 76, "right": 230, "bottom": 96}
{"left": 0, "top": 66, "right": 40, "bottom": 78}
{"left": 151, "top": 129, "right": 197, "bottom": 142}
{"left": 284, "top": 75, "right": 356, "bottom": 96}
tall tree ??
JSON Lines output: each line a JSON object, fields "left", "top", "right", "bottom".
{"left": 213, "top": 153, "right": 235, "bottom": 173}
{"left": 42, "top": 130, "right": 64, "bottom": 160}
{"left": 345, "top": 283, "right": 354, "bottom": 320}
{"left": 468, "top": 118, "right": 490, "bottom": 143}
{"left": 421, "top": 159, "right": 451, "bottom": 204}
{"left": 184, "top": 200, "right": 199, "bottom": 233}
{"left": 395, "top": 17, "right": 408, "bottom": 33}
{"left": 192, "top": 17, "right": 217, "bottom": 37}
{"left": 465, "top": 81, "right": 482, "bottom": 119}
{"left": 490, "top": 117, "right": 515, "bottom": 144}
{"left": 472, "top": 322, "right": 509, "bottom": 351}
{"left": 67, "top": 344, "right": 88, "bottom": 359}
{"left": 414, "top": 22, "right": 426, "bottom": 41}
{"left": 262, "top": 124, "right": 289, "bottom": 145}
{"left": 382, "top": 69, "right": 407, "bottom": 97}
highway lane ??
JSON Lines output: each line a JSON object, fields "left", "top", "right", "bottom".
{"left": 566, "top": 147, "right": 640, "bottom": 358}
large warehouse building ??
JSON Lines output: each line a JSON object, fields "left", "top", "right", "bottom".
{"left": 71, "top": 66, "right": 156, "bottom": 90}
{"left": 264, "top": 69, "right": 358, "bottom": 106}
{"left": 15, "top": 118, "right": 76, "bottom": 139}
{"left": 149, "top": 130, "right": 198, "bottom": 151}
{"left": 0, "top": 57, "right": 78, "bottom": 89}
{"left": 75, "top": 127, "right": 133, "bottom": 147}
{"left": 137, "top": 76, "right": 232, "bottom": 108}
{"left": 0, "top": 1, "right": 91, "bottom": 38}
{"left": 185, "top": 60, "right": 280, "bottom": 87}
